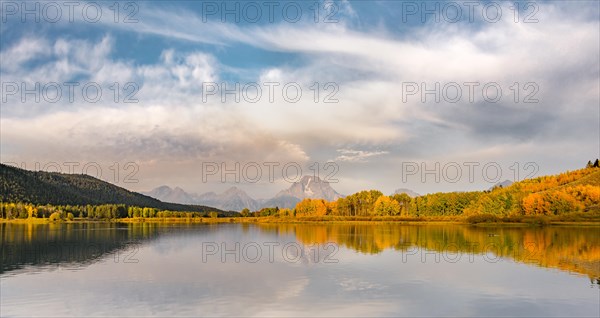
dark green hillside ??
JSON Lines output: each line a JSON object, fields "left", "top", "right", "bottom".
{"left": 0, "top": 164, "right": 225, "bottom": 213}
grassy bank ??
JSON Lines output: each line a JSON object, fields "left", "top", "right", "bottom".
{"left": 0, "top": 216, "right": 240, "bottom": 224}
{"left": 2, "top": 213, "right": 599, "bottom": 226}
{"left": 239, "top": 214, "right": 600, "bottom": 226}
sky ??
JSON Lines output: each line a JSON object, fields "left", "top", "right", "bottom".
{"left": 1, "top": 0, "right": 599, "bottom": 199}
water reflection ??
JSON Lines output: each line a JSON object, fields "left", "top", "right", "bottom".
{"left": 1, "top": 222, "right": 598, "bottom": 317}
{"left": 257, "top": 223, "right": 600, "bottom": 280}
{"left": 2, "top": 222, "right": 598, "bottom": 280}
{"left": 0, "top": 222, "right": 213, "bottom": 274}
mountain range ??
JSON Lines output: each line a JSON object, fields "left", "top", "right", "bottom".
{"left": 144, "top": 175, "right": 345, "bottom": 211}
{"left": 1, "top": 163, "right": 418, "bottom": 213}
{"left": 0, "top": 164, "right": 227, "bottom": 214}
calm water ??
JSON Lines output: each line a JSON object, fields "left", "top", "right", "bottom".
{"left": 1, "top": 222, "right": 598, "bottom": 317}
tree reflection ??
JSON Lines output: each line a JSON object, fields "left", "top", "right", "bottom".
{"left": 257, "top": 224, "right": 600, "bottom": 280}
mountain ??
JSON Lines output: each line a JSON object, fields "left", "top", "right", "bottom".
{"left": 275, "top": 175, "right": 343, "bottom": 200}
{"left": 259, "top": 195, "right": 301, "bottom": 210}
{"left": 145, "top": 175, "right": 344, "bottom": 211}
{"left": 393, "top": 188, "right": 421, "bottom": 197}
{"left": 145, "top": 186, "right": 260, "bottom": 211}
{"left": 0, "top": 164, "right": 224, "bottom": 213}
{"left": 144, "top": 185, "right": 197, "bottom": 204}
{"left": 489, "top": 180, "right": 514, "bottom": 190}
{"left": 270, "top": 176, "right": 345, "bottom": 209}
{"left": 194, "top": 187, "right": 260, "bottom": 211}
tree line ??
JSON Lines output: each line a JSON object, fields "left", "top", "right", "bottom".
{"left": 0, "top": 203, "right": 222, "bottom": 220}
{"left": 250, "top": 163, "right": 600, "bottom": 218}
{"left": 2, "top": 161, "right": 598, "bottom": 221}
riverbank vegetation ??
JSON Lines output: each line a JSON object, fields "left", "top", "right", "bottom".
{"left": 249, "top": 165, "right": 600, "bottom": 223}
{"left": 1, "top": 165, "right": 599, "bottom": 225}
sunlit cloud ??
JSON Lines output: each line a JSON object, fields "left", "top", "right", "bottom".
{"left": 334, "top": 149, "right": 389, "bottom": 163}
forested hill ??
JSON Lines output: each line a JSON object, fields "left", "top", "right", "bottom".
{"left": 286, "top": 164, "right": 600, "bottom": 219}
{"left": 0, "top": 164, "right": 223, "bottom": 213}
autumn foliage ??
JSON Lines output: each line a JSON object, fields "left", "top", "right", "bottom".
{"left": 289, "top": 166, "right": 600, "bottom": 219}
{"left": 522, "top": 185, "right": 599, "bottom": 216}
{"left": 294, "top": 198, "right": 329, "bottom": 217}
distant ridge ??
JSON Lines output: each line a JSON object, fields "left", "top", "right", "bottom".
{"left": 393, "top": 188, "right": 421, "bottom": 197}
{"left": 145, "top": 185, "right": 260, "bottom": 211}
{"left": 0, "top": 164, "right": 224, "bottom": 213}
{"left": 265, "top": 175, "right": 344, "bottom": 209}
{"left": 146, "top": 175, "right": 345, "bottom": 211}
{"left": 489, "top": 180, "right": 513, "bottom": 191}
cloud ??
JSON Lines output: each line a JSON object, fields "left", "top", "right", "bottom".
{"left": 334, "top": 149, "right": 389, "bottom": 163}
{"left": 0, "top": 37, "right": 50, "bottom": 72}
{"left": 1, "top": 1, "right": 598, "bottom": 195}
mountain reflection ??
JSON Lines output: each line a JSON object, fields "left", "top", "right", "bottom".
{"left": 2, "top": 223, "right": 598, "bottom": 282}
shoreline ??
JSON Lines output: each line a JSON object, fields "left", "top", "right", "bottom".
{"left": 2, "top": 216, "right": 599, "bottom": 226}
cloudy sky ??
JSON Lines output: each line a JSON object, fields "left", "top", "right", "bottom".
{"left": 1, "top": 0, "right": 598, "bottom": 198}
